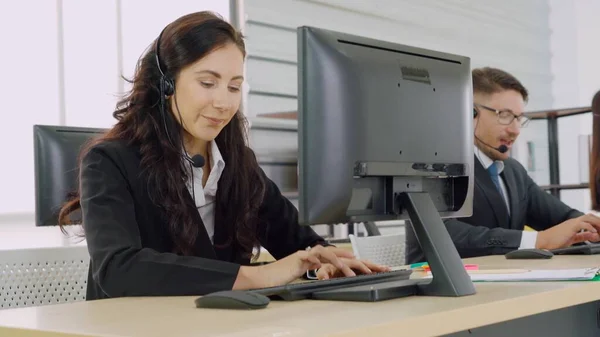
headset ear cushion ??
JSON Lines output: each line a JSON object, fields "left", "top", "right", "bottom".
{"left": 162, "top": 77, "right": 175, "bottom": 96}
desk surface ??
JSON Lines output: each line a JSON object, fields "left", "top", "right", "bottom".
{"left": 1, "top": 255, "right": 600, "bottom": 337}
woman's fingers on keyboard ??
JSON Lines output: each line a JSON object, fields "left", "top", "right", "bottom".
{"left": 314, "top": 259, "right": 383, "bottom": 280}
{"left": 308, "top": 246, "right": 355, "bottom": 277}
{"left": 341, "top": 258, "right": 372, "bottom": 274}
{"left": 357, "top": 259, "right": 391, "bottom": 272}
{"left": 316, "top": 264, "right": 336, "bottom": 280}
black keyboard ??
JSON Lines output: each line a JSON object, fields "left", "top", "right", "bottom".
{"left": 249, "top": 269, "right": 412, "bottom": 301}
{"left": 551, "top": 243, "right": 600, "bottom": 255}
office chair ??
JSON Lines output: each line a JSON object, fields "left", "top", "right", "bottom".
{"left": 0, "top": 246, "right": 89, "bottom": 310}
{"left": 349, "top": 233, "right": 406, "bottom": 267}
{"left": 34, "top": 125, "right": 106, "bottom": 226}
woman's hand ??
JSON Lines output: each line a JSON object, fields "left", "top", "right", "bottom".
{"left": 234, "top": 245, "right": 357, "bottom": 289}
{"left": 316, "top": 258, "right": 391, "bottom": 280}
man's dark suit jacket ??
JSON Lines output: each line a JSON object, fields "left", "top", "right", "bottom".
{"left": 80, "top": 140, "right": 327, "bottom": 300}
{"left": 406, "top": 155, "right": 583, "bottom": 264}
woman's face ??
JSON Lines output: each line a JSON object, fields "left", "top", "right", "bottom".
{"left": 169, "top": 42, "right": 244, "bottom": 144}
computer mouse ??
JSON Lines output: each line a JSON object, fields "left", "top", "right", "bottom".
{"left": 194, "top": 290, "right": 270, "bottom": 310}
{"left": 505, "top": 248, "right": 554, "bottom": 259}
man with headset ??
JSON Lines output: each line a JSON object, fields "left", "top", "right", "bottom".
{"left": 406, "top": 67, "right": 600, "bottom": 263}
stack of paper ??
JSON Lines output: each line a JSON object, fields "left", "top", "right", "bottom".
{"left": 425, "top": 268, "right": 599, "bottom": 282}
{"left": 469, "top": 268, "right": 599, "bottom": 282}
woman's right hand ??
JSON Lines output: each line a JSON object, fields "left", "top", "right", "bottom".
{"left": 233, "top": 245, "right": 356, "bottom": 290}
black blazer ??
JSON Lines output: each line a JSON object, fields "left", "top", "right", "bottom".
{"left": 80, "top": 140, "right": 327, "bottom": 300}
{"left": 406, "top": 155, "right": 583, "bottom": 263}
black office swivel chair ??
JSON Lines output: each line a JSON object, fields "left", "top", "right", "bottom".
{"left": 33, "top": 125, "right": 106, "bottom": 226}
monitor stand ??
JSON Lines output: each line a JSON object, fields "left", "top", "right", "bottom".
{"left": 363, "top": 221, "right": 381, "bottom": 236}
{"left": 346, "top": 221, "right": 380, "bottom": 236}
{"left": 312, "top": 192, "right": 476, "bottom": 301}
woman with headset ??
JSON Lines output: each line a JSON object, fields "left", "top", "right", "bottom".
{"left": 59, "top": 11, "right": 387, "bottom": 300}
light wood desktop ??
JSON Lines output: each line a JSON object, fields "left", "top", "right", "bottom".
{"left": 0, "top": 255, "right": 599, "bottom": 337}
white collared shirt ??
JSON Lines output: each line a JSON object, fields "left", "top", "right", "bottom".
{"left": 475, "top": 147, "right": 537, "bottom": 249}
{"left": 186, "top": 141, "right": 225, "bottom": 244}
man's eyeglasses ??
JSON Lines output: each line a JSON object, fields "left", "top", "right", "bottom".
{"left": 475, "top": 104, "right": 530, "bottom": 127}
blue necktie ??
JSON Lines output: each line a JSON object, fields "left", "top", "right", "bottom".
{"left": 487, "top": 163, "right": 505, "bottom": 198}
{"left": 488, "top": 162, "right": 510, "bottom": 218}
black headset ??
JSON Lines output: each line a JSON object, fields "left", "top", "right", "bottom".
{"left": 155, "top": 28, "right": 175, "bottom": 97}
{"left": 154, "top": 27, "right": 205, "bottom": 169}
{"left": 154, "top": 26, "right": 205, "bottom": 211}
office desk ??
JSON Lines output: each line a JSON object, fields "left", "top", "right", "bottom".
{"left": 0, "top": 255, "right": 599, "bottom": 337}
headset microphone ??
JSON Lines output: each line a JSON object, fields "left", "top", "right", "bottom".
{"left": 475, "top": 135, "right": 509, "bottom": 154}
{"left": 187, "top": 154, "right": 205, "bottom": 168}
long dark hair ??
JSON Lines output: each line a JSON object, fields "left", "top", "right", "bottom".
{"left": 590, "top": 90, "right": 600, "bottom": 210}
{"left": 59, "top": 11, "right": 266, "bottom": 258}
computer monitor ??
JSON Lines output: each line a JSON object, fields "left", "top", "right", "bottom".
{"left": 297, "top": 26, "right": 475, "bottom": 297}
{"left": 34, "top": 125, "right": 106, "bottom": 226}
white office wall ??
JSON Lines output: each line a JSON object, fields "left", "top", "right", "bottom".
{"left": 573, "top": 0, "right": 600, "bottom": 108}
{"left": 120, "top": 0, "right": 231, "bottom": 93}
{"left": 62, "top": 0, "right": 120, "bottom": 128}
{"left": 0, "top": 1, "right": 61, "bottom": 217}
{"left": 0, "top": 0, "right": 230, "bottom": 224}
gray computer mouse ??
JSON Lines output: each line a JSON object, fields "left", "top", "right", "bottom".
{"left": 505, "top": 248, "right": 554, "bottom": 259}
{"left": 194, "top": 290, "right": 270, "bottom": 310}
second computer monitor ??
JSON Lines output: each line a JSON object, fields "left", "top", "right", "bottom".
{"left": 34, "top": 125, "right": 106, "bottom": 226}
{"left": 297, "top": 26, "right": 474, "bottom": 226}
